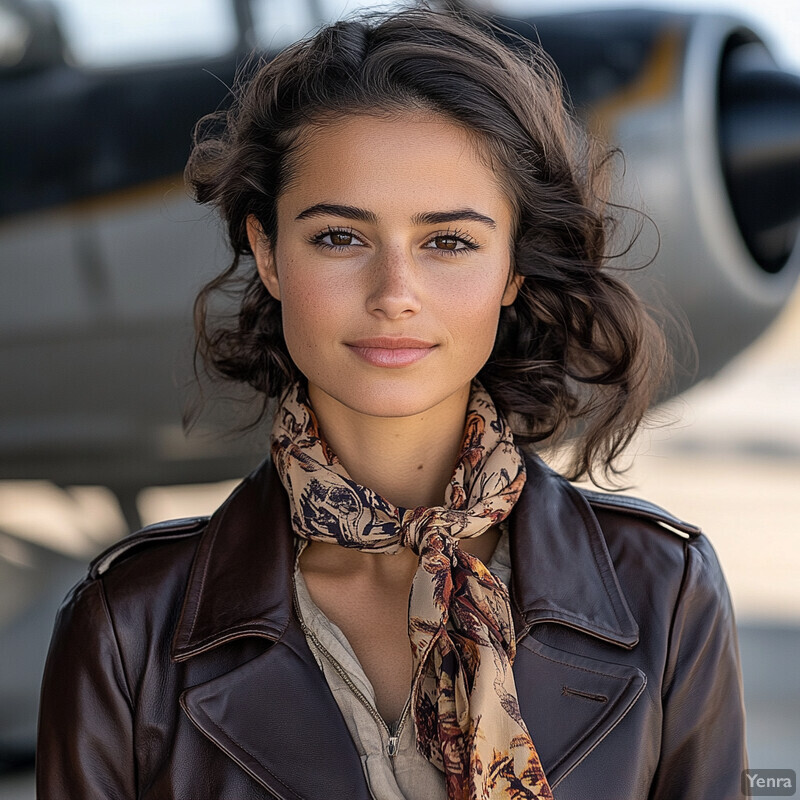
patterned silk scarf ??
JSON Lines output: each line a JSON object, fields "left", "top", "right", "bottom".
{"left": 271, "top": 381, "right": 554, "bottom": 800}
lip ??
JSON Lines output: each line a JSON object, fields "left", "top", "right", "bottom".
{"left": 346, "top": 337, "right": 437, "bottom": 368}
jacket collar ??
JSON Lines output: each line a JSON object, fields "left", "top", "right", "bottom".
{"left": 172, "top": 453, "right": 638, "bottom": 660}
{"left": 172, "top": 461, "right": 295, "bottom": 660}
{"left": 509, "top": 456, "right": 639, "bottom": 648}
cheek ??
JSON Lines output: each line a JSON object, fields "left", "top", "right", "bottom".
{"left": 443, "top": 272, "right": 508, "bottom": 340}
{"left": 466, "top": 302, "right": 504, "bottom": 357}
{"left": 275, "top": 260, "right": 350, "bottom": 360}
{"left": 274, "top": 262, "right": 317, "bottom": 352}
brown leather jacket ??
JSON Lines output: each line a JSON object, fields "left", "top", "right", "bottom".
{"left": 37, "top": 454, "right": 747, "bottom": 799}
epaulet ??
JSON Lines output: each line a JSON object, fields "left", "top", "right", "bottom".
{"left": 88, "top": 516, "right": 209, "bottom": 579}
{"left": 578, "top": 489, "right": 701, "bottom": 538}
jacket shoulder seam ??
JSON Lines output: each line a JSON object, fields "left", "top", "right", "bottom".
{"left": 577, "top": 489, "right": 701, "bottom": 537}
{"left": 89, "top": 517, "right": 209, "bottom": 578}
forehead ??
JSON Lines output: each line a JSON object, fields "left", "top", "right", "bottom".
{"left": 278, "top": 113, "right": 513, "bottom": 223}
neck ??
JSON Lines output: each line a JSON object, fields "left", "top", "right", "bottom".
{"left": 307, "top": 382, "right": 471, "bottom": 509}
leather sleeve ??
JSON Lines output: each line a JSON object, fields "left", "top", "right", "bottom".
{"left": 649, "top": 534, "right": 748, "bottom": 800}
{"left": 36, "top": 578, "right": 136, "bottom": 799}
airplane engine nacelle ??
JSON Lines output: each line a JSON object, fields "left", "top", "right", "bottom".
{"left": 507, "top": 11, "right": 800, "bottom": 387}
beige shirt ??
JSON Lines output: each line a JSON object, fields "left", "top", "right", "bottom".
{"left": 293, "top": 529, "right": 513, "bottom": 800}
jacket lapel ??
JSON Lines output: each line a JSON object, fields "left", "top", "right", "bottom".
{"left": 180, "top": 620, "right": 371, "bottom": 800}
{"left": 514, "top": 635, "right": 647, "bottom": 788}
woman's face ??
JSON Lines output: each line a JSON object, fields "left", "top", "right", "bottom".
{"left": 248, "top": 112, "right": 519, "bottom": 420}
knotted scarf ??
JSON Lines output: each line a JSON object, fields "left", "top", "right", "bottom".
{"left": 271, "top": 381, "right": 554, "bottom": 800}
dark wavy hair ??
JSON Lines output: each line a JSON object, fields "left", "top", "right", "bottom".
{"left": 186, "top": 7, "right": 669, "bottom": 483}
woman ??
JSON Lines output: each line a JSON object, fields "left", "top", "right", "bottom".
{"left": 37, "top": 9, "right": 747, "bottom": 800}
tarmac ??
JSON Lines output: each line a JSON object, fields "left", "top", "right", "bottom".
{"left": 1, "top": 291, "right": 799, "bottom": 797}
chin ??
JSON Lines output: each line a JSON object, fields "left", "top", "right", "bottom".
{"left": 310, "top": 373, "right": 472, "bottom": 421}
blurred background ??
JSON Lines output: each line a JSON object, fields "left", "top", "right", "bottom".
{"left": 1, "top": 0, "right": 799, "bottom": 796}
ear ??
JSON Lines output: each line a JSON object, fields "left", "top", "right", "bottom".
{"left": 246, "top": 215, "right": 281, "bottom": 301}
{"left": 501, "top": 273, "right": 524, "bottom": 307}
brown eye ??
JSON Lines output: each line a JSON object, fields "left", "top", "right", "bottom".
{"left": 312, "top": 228, "right": 364, "bottom": 249}
{"left": 329, "top": 231, "right": 353, "bottom": 247}
{"left": 424, "top": 233, "right": 477, "bottom": 254}
{"left": 434, "top": 236, "right": 460, "bottom": 251}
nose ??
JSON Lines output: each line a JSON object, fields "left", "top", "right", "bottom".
{"left": 365, "top": 246, "right": 422, "bottom": 319}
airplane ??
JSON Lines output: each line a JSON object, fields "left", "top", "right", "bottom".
{"left": 0, "top": 0, "right": 799, "bottom": 762}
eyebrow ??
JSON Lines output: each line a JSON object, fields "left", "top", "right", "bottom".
{"left": 412, "top": 209, "right": 496, "bottom": 229}
{"left": 295, "top": 204, "right": 378, "bottom": 224}
{"left": 295, "top": 203, "right": 496, "bottom": 229}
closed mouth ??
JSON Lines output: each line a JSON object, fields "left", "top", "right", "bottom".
{"left": 345, "top": 338, "right": 437, "bottom": 368}
{"left": 346, "top": 337, "right": 436, "bottom": 349}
